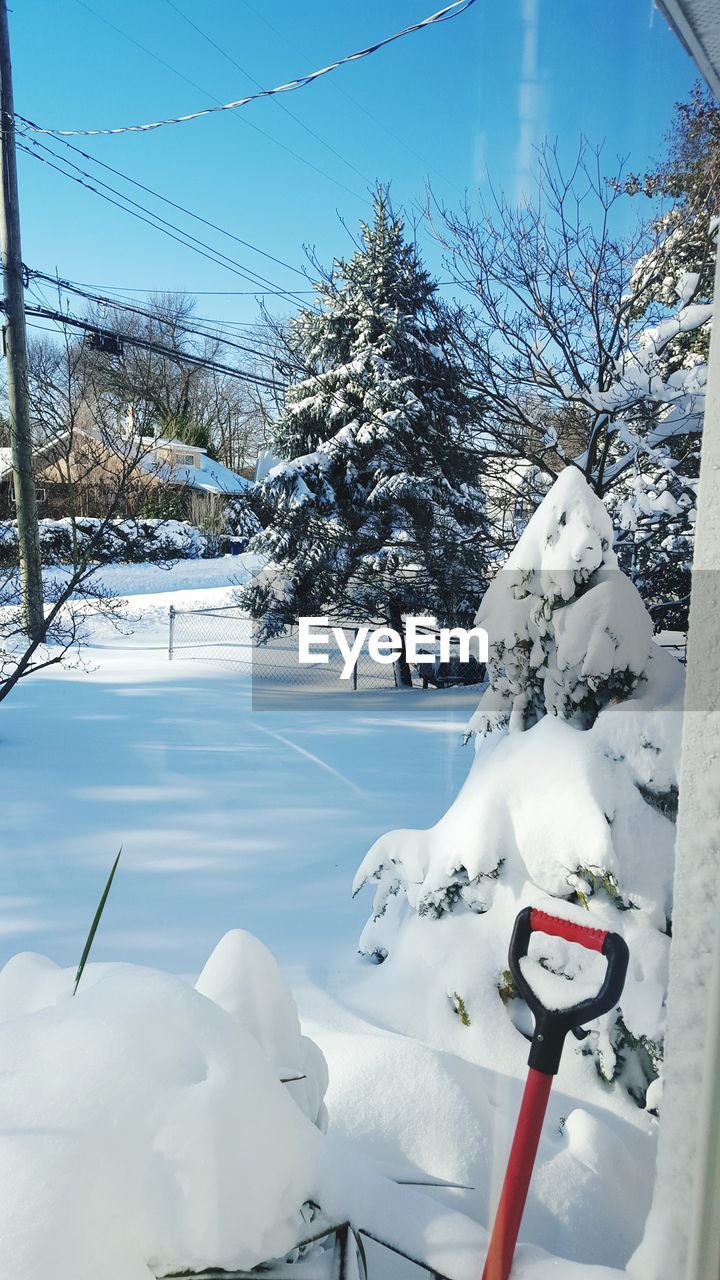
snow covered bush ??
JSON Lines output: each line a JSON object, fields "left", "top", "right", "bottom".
{"left": 196, "top": 929, "right": 329, "bottom": 1131}
{"left": 469, "top": 467, "right": 653, "bottom": 735}
{"left": 0, "top": 517, "right": 209, "bottom": 567}
{"left": 354, "top": 469, "right": 683, "bottom": 1108}
{"left": 225, "top": 494, "right": 262, "bottom": 542}
{"left": 0, "top": 933, "right": 526, "bottom": 1280}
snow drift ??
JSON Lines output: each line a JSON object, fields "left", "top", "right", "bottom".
{"left": 0, "top": 934, "right": 618, "bottom": 1280}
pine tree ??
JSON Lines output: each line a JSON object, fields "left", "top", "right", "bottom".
{"left": 243, "top": 190, "right": 490, "bottom": 682}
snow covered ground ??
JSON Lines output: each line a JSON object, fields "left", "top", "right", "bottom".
{"left": 0, "top": 555, "right": 664, "bottom": 1278}
{"left": 1, "top": 556, "right": 479, "bottom": 975}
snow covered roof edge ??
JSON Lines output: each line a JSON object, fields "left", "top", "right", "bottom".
{"left": 655, "top": 0, "right": 720, "bottom": 100}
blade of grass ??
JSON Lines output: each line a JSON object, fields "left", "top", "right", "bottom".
{"left": 73, "top": 847, "right": 122, "bottom": 995}
{"left": 350, "top": 1227, "right": 368, "bottom": 1280}
{"left": 393, "top": 1176, "right": 474, "bottom": 1189}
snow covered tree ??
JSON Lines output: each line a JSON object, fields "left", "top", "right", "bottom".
{"left": 354, "top": 469, "right": 682, "bottom": 1110}
{"left": 607, "top": 85, "right": 720, "bottom": 629}
{"left": 605, "top": 461, "right": 697, "bottom": 633}
{"left": 242, "top": 190, "right": 490, "bottom": 683}
{"left": 468, "top": 467, "right": 653, "bottom": 736}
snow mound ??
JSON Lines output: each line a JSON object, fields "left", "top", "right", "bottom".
{"left": 0, "top": 949, "right": 323, "bottom": 1280}
{"left": 196, "top": 929, "right": 329, "bottom": 1129}
{"left": 307, "top": 998, "right": 653, "bottom": 1269}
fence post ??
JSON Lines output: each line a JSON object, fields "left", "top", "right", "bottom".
{"left": 352, "top": 629, "right": 358, "bottom": 691}
{"left": 168, "top": 605, "right": 175, "bottom": 661}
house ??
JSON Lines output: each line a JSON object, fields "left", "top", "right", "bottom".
{"left": 0, "top": 429, "right": 251, "bottom": 520}
{"left": 142, "top": 437, "right": 251, "bottom": 499}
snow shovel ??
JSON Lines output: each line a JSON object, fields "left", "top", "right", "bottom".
{"left": 482, "top": 906, "right": 629, "bottom": 1280}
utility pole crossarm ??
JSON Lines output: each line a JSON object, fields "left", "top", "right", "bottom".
{"left": 0, "top": 0, "right": 44, "bottom": 640}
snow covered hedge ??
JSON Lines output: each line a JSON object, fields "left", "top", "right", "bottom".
{"left": 354, "top": 469, "right": 683, "bottom": 1109}
{"left": 0, "top": 517, "right": 209, "bottom": 566}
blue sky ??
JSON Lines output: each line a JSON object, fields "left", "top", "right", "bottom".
{"left": 11, "top": 0, "right": 699, "bottom": 335}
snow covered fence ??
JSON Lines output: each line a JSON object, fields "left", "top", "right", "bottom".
{"left": 163, "top": 1220, "right": 455, "bottom": 1278}
{"left": 167, "top": 605, "right": 397, "bottom": 690}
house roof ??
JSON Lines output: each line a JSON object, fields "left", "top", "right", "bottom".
{"left": 0, "top": 431, "right": 251, "bottom": 497}
{"left": 142, "top": 436, "right": 251, "bottom": 494}
{"left": 146, "top": 448, "right": 252, "bottom": 496}
{"left": 656, "top": 0, "right": 720, "bottom": 98}
{"left": 0, "top": 434, "right": 72, "bottom": 484}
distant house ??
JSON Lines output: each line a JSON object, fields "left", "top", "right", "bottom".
{"left": 0, "top": 437, "right": 68, "bottom": 518}
{"left": 143, "top": 437, "right": 251, "bottom": 498}
{"left": 0, "top": 430, "right": 252, "bottom": 520}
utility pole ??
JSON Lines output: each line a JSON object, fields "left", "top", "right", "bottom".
{"left": 0, "top": 0, "right": 43, "bottom": 640}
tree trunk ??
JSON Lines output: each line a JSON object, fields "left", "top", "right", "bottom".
{"left": 387, "top": 598, "right": 412, "bottom": 688}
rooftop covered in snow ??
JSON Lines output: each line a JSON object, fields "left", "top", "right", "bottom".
{"left": 142, "top": 436, "right": 252, "bottom": 496}
{"left": 656, "top": 0, "right": 720, "bottom": 98}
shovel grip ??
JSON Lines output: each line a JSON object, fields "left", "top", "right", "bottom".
{"left": 509, "top": 905, "right": 629, "bottom": 1075}
{"left": 529, "top": 907, "right": 608, "bottom": 952}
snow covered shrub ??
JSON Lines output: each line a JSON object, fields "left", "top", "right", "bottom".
{"left": 354, "top": 468, "right": 683, "bottom": 1108}
{"left": 0, "top": 517, "right": 208, "bottom": 567}
{"left": 225, "top": 494, "right": 262, "bottom": 542}
{"left": 196, "top": 929, "right": 329, "bottom": 1131}
{"left": 470, "top": 467, "right": 653, "bottom": 735}
{"left": 0, "top": 935, "right": 490, "bottom": 1280}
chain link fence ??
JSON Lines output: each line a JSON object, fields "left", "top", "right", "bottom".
{"left": 168, "top": 604, "right": 398, "bottom": 690}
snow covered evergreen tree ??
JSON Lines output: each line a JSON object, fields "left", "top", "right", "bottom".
{"left": 608, "top": 85, "right": 719, "bottom": 630}
{"left": 243, "top": 190, "right": 490, "bottom": 681}
{"left": 469, "top": 467, "right": 653, "bottom": 737}
{"left": 354, "top": 469, "right": 682, "bottom": 1108}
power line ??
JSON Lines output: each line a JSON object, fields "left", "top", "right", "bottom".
{"left": 27, "top": 269, "right": 281, "bottom": 365}
{"left": 16, "top": 132, "right": 309, "bottom": 306}
{"left": 163, "top": 0, "right": 372, "bottom": 191}
{"left": 19, "top": 303, "right": 284, "bottom": 390}
{"left": 236, "top": 0, "right": 466, "bottom": 199}
{"left": 24, "top": 0, "right": 477, "bottom": 137}
{"left": 24, "top": 279, "right": 317, "bottom": 298}
{"left": 15, "top": 112, "right": 308, "bottom": 282}
{"left": 67, "top": 0, "right": 366, "bottom": 202}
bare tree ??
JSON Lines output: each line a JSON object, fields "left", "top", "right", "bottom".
{"left": 79, "top": 293, "right": 273, "bottom": 475}
{"left": 0, "top": 319, "right": 174, "bottom": 706}
{"left": 0, "top": 291, "right": 278, "bottom": 706}
{"left": 429, "top": 141, "right": 713, "bottom": 525}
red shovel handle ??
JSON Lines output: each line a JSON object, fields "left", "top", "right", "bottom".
{"left": 529, "top": 907, "right": 608, "bottom": 952}
{"left": 509, "top": 905, "right": 629, "bottom": 1076}
{"left": 482, "top": 907, "right": 629, "bottom": 1280}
